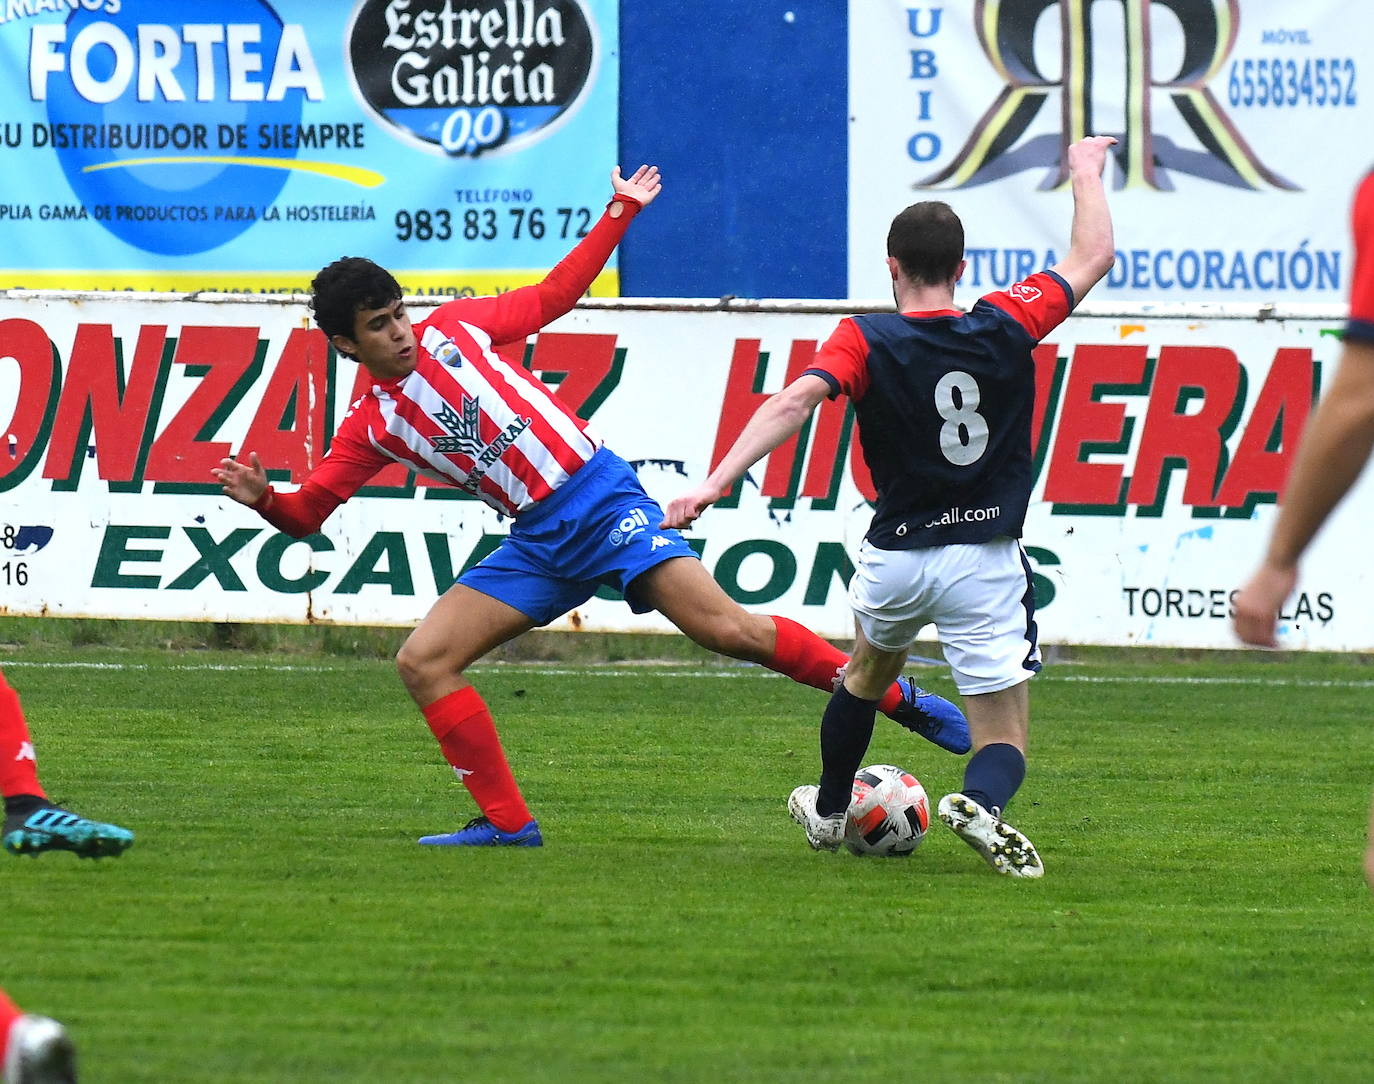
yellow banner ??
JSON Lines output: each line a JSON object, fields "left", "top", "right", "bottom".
{"left": 0, "top": 269, "right": 622, "bottom": 296}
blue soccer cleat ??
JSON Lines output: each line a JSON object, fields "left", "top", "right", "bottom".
{"left": 418, "top": 815, "right": 543, "bottom": 847}
{"left": 3, "top": 804, "right": 134, "bottom": 859}
{"left": 891, "top": 676, "right": 972, "bottom": 754}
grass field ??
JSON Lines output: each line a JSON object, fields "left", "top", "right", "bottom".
{"left": 4, "top": 639, "right": 1374, "bottom": 1082}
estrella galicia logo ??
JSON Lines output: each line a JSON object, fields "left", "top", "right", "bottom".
{"left": 345, "top": 0, "right": 598, "bottom": 157}
{"left": 33, "top": 0, "right": 319, "bottom": 255}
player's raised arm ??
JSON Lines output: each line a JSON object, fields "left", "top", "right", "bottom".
{"left": 662, "top": 374, "right": 830, "bottom": 528}
{"left": 1049, "top": 136, "right": 1117, "bottom": 305}
{"left": 475, "top": 164, "right": 663, "bottom": 345}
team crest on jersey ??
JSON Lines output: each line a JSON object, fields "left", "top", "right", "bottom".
{"left": 429, "top": 335, "right": 463, "bottom": 367}
{"left": 1009, "top": 281, "right": 1042, "bottom": 302}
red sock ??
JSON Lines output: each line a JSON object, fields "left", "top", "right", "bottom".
{"left": 422, "top": 687, "right": 533, "bottom": 832}
{"left": 767, "top": 616, "right": 903, "bottom": 715}
{"left": 0, "top": 988, "right": 21, "bottom": 1057}
{"left": 0, "top": 673, "right": 46, "bottom": 800}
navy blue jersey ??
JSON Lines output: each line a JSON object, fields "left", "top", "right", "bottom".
{"left": 806, "top": 271, "right": 1073, "bottom": 548}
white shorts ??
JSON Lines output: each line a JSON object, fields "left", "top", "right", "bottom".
{"left": 847, "top": 536, "right": 1041, "bottom": 696}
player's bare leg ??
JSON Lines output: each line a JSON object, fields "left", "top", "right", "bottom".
{"left": 635, "top": 558, "right": 968, "bottom": 750}
{"left": 396, "top": 583, "right": 535, "bottom": 706}
{"left": 938, "top": 682, "right": 1042, "bottom": 877}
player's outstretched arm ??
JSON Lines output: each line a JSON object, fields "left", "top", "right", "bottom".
{"left": 1234, "top": 339, "right": 1374, "bottom": 646}
{"left": 211, "top": 450, "right": 345, "bottom": 538}
{"left": 662, "top": 375, "right": 829, "bottom": 529}
{"left": 212, "top": 451, "right": 268, "bottom": 506}
{"left": 524, "top": 163, "right": 663, "bottom": 330}
{"left": 1050, "top": 135, "right": 1117, "bottom": 304}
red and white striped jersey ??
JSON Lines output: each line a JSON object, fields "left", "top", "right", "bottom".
{"left": 313, "top": 291, "right": 602, "bottom": 517}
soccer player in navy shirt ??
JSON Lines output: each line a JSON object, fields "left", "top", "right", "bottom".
{"left": 666, "top": 136, "right": 1118, "bottom": 876}
{"left": 1235, "top": 168, "right": 1374, "bottom": 892}
{"left": 214, "top": 164, "right": 967, "bottom": 849}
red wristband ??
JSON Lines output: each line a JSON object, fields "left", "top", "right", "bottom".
{"left": 606, "top": 193, "right": 642, "bottom": 218}
{"left": 250, "top": 485, "right": 276, "bottom": 511}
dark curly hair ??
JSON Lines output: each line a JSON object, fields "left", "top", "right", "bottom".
{"left": 886, "top": 201, "right": 964, "bottom": 286}
{"left": 309, "top": 257, "right": 404, "bottom": 348}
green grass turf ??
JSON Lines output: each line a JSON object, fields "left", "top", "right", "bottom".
{"left": 3, "top": 646, "right": 1373, "bottom": 1082}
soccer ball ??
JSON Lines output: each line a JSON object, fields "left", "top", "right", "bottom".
{"left": 844, "top": 764, "right": 930, "bottom": 857}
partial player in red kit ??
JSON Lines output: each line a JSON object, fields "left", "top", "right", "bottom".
{"left": 2, "top": 670, "right": 132, "bottom": 860}
{"left": 1234, "top": 169, "right": 1374, "bottom": 892}
{"left": 1, "top": 988, "right": 76, "bottom": 1082}
{"left": 214, "top": 164, "right": 970, "bottom": 848}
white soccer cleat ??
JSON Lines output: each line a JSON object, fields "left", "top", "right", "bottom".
{"left": 4, "top": 1014, "right": 77, "bottom": 1084}
{"left": 937, "top": 793, "right": 1044, "bottom": 878}
{"left": 787, "top": 784, "right": 845, "bottom": 852}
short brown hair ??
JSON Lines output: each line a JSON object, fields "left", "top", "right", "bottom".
{"left": 886, "top": 201, "right": 964, "bottom": 286}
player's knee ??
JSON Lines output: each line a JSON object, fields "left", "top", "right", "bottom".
{"left": 395, "top": 638, "right": 436, "bottom": 693}
{"left": 689, "top": 610, "right": 769, "bottom": 662}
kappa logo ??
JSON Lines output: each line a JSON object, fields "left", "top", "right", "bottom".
{"left": 1009, "top": 281, "right": 1042, "bottom": 303}
{"left": 453, "top": 766, "right": 474, "bottom": 781}
{"left": 650, "top": 535, "right": 673, "bottom": 551}
{"left": 609, "top": 508, "right": 651, "bottom": 546}
{"left": 15, "top": 741, "right": 35, "bottom": 762}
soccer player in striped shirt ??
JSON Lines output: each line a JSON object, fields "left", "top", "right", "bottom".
{"left": 213, "top": 164, "right": 967, "bottom": 847}
{"left": 666, "top": 137, "right": 1118, "bottom": 875}
{"left": 1235, "top": 168, "right": 1374, "bottom": 892}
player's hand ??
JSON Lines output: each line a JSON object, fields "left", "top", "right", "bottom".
{"left": 1066, "top": 135, "right": 1117, "bottom": 178}
{"left": 212, "top": 451, "right": 268, "bottom": 506}
{"left": 612, "top": 164, "right": 662, "bottom": 209}
{"left": 1231, "top": 562, "right": 1297, "bottom": 648}
{"left": 661, "top": 484, "right": 721, "bottom": 529}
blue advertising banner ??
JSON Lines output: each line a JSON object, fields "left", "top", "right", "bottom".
{"left": 0, "top": 0, "right": 618, "bottom": 295}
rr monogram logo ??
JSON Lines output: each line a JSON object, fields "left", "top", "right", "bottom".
{"left": 920, "top": 0, "right": 1295, "bottom": 192}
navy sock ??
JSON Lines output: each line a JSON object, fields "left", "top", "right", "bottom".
{"left": 816, "top": 684, "right": 878, "bottom": 816}
{"left": 960, "top": 743, "right": 1026, "bottom": 814}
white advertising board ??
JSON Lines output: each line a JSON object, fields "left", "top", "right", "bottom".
{"left": 849, "top": 0, "right": 1374, "bottom": 305}
{"left": 0, "top": 292, "right": 1356, "bottom": 649}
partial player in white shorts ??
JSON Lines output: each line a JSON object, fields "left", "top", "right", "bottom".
{"left": 847, "top": 535, "right": 1041, "bottom": 696}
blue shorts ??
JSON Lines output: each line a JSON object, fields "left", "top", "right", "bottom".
{"left": 457, "top": 446, "right": 699, "bottom": 625}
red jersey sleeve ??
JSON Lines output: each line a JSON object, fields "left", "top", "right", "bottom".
{"left": 1347, "top": 171, "right": 1374, "bottom": 345}
{"left": 980, "top": 269, "right": 1074, "bottom": 340}
{"left": 425, "top": 194, "right": 642, "bottom": 346}
{"left": 804, "top": 317, "right": 871, "bottom": 400}
{"left": 253, "top": 481, "right": 342, "bottom": 538}
{"left": 249, "top": 399, "right": 391, "bottom": 537}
